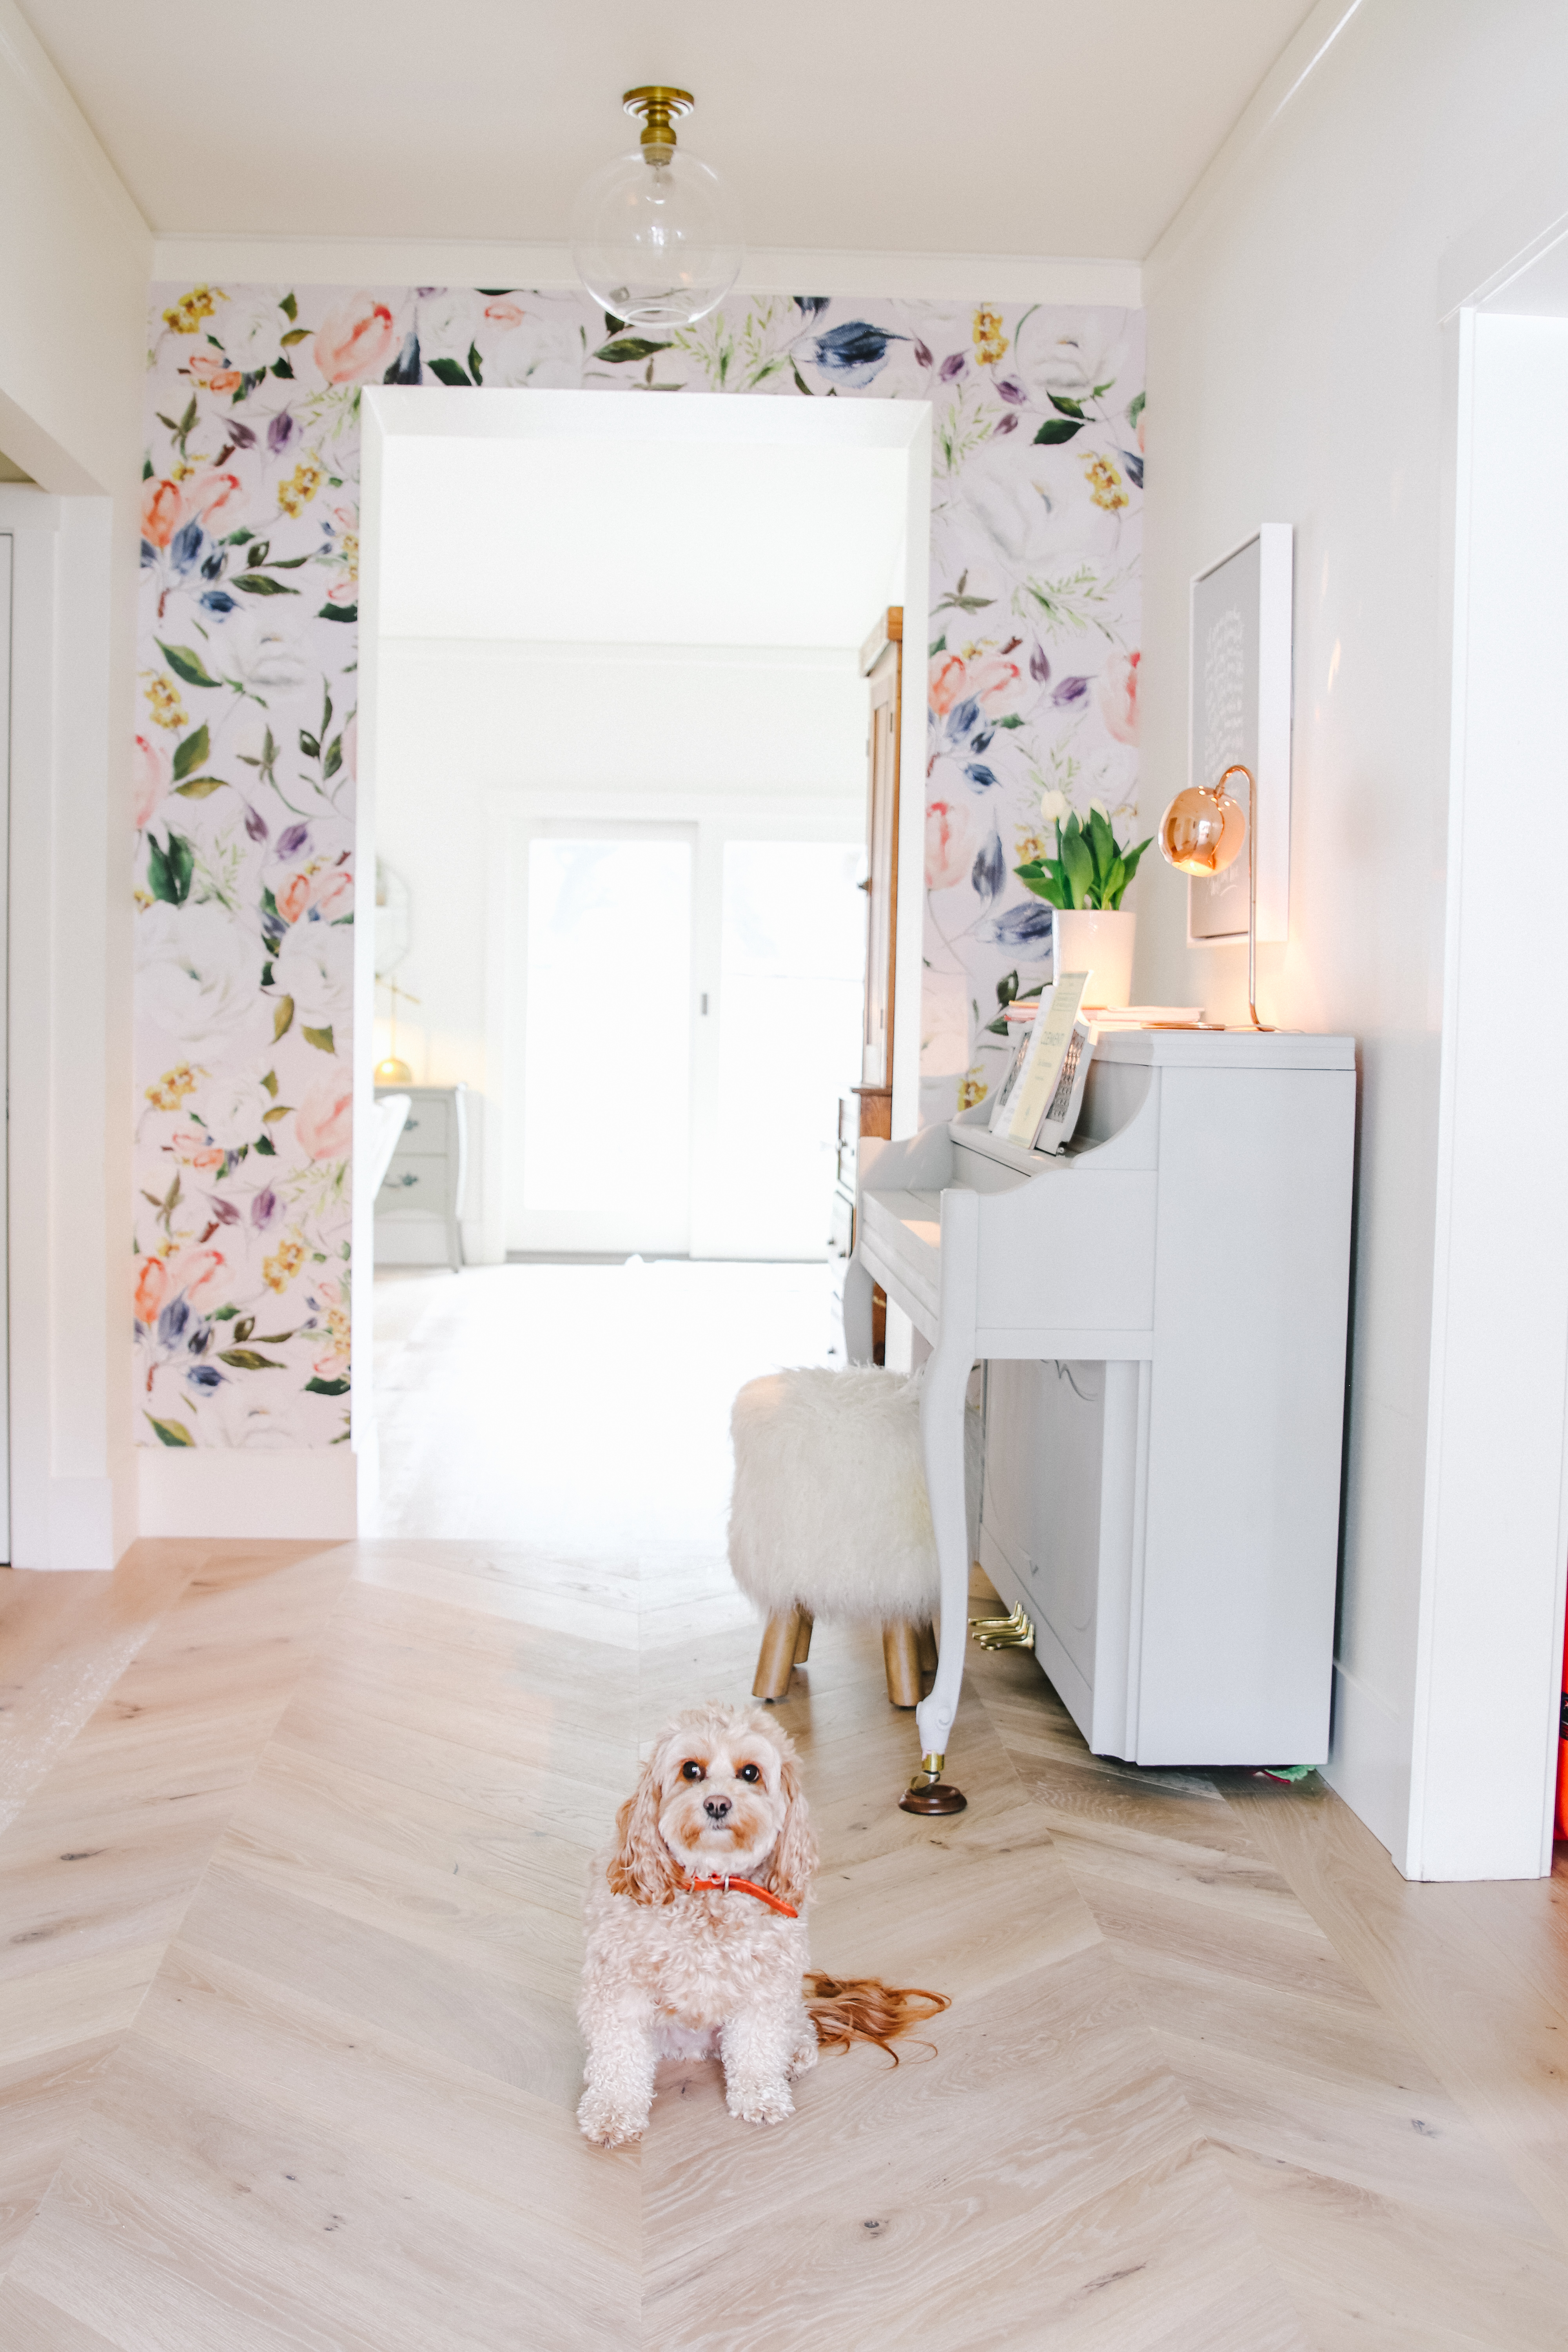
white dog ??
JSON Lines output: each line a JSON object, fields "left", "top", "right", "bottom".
{"left": 577, "top": 1702, "right": 947, "bottom": 2148}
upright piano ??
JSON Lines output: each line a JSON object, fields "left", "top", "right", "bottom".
{"left": 843, "top": 1028, "right": 1356, "bottom": 1778}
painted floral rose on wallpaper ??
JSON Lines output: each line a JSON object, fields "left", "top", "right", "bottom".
{"left": 138, "top": 283, "right": 1141, "bottom": 1445}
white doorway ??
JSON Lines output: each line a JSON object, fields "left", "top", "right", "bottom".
{"left": 356, "top": 387, "right": 930, "bottom": 1535}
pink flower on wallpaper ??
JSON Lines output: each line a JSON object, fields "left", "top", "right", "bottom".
{"left": 278, "top": 864, "right": 353, "bottom": 925}
{"left": 133, "top": 1258, "right": 167, "bottom": 1321}
{"left": 311, "top": 867, "right": 354, "bottom": 921}
{"left": 132, "top": 734, "right": 167, "bottom": 829}
{"left": 168, "top": 1247, "right": 226, "bottom": 1306}
{"left": 187, "top": 351, "right": 242, "bottom": 394}
{"left": 484, "top": 299, "right": 525, "bottom": 328}
{"left": 182, "top": 468, "right": 245, "bottom": 528}
{"left": 170, "top": 1130, "right": 226, "bottom": 1173}
{"left": 1098, "top": 650, "right": 1141, "bottom": 746}
{"left": 929, "top": 649, "right": 1027, "bottom": 720}
{"left": 140, "top": 477, "right": 183, "bottom": 549}
{"left": 314, "top": 294, "right": 397, "bottom": 385}
{"left": 926, "top": 798, "right": 977, "bottom": 889}
{"left": 295, "top": 1065, "right": 354, "bottom": 1163}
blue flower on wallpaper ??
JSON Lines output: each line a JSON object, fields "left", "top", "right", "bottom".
{"left": 805, "top": 321, "right": 905, "bottom": 388}
{"left": 200, "top": 591, "right": 238, "bottom": 617}
{"left": 990, "top": 901, "right": 1055, "bottom": 949}
{"left": 972, "top": 831, "right": 1006, "bottom": 906}
{"left": 965, "top": 762, "right": 1000, "bottom": 790}
{"left": 385, "top": 332, "right": 423, "bottom": 386}
{"left": 793, "top": 296, "right": 830, "bottom": 319}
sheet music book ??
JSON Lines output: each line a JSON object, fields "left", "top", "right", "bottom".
{"left": 995, "top": 971, "right": 1088, "bottom": 1147}
{"left": 1034, "top": 1018, "right": 1096, "bottom": 1154}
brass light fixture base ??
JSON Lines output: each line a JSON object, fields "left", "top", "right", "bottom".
{"left": 899, "top": 1753, "right": 968, "bottom": 1817}
{"left": 622, "top": 85, "right": 695, "bottom": 164}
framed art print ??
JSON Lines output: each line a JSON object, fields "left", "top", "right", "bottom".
{"left": 1187, "top": 525, "right": 1293, "bottom": 945}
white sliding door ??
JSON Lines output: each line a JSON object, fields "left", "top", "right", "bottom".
{"left": 508, "top": 823, "right": 695, "bottom": 1255}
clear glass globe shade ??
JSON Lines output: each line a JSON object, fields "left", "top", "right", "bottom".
{"left": 571, "top": 147, "right": 742, "bottom": 330}
{"left": 1158, "top": 784, "right": 1247, "bottom": 877}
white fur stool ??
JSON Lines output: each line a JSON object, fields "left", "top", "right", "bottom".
{"left": 728, "top": 1366, "right": 941, "bottom": 1709}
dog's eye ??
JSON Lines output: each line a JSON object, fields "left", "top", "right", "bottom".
{"left": 680, "top": 1760, "right": 705, "bottom": 1782}
{"left": 738, "top": 1764, "right": 762, "bottom": 1783}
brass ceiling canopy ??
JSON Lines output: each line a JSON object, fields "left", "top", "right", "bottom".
{"left": 622, "top": 85, "right": 695, "bottom": 165}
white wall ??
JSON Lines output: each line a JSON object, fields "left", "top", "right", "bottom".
{"left": 0, "top": 4, "right": 151, "bottom": 1564}
{"left": 374, "top": 639, "right": 865, "bottom": 1253}
{"left": 1135, "top": 0, "right": 1568, "bottom": 1868}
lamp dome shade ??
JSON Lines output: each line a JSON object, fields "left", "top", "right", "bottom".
{"left": 1158, "top": 782, "right": 1247, "bottom": 877}
{"left": 571, "top": 148, "right": 742, "bottom": 330}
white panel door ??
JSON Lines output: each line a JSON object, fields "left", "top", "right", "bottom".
{"left": 508, "top": 824, "right": 695, "bottom": 1256}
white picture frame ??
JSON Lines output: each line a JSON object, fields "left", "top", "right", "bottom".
{"left": 1187, "top": 524, "right": 1293, "bottom": 945}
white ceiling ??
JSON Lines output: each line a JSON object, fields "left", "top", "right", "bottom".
{"left": 19, "top": 0, "right": 1316, "bottom": 257}
{"left": 378, "top": 429, "right": 910, "bottom": 647}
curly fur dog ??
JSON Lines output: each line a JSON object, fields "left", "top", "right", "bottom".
{"left": 577, "top": 1702, "right": 946, "bottom": 2147}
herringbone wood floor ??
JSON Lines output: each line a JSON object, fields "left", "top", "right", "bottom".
{"left": 2, "top": 1536, "right": 1567, "bottom": 2349}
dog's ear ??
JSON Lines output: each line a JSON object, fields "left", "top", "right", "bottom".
{"left": 764, "top": 1748, "right": 817, "bottom": 1911}
{"left": 606, "top": 1751, "right": 683, "bottom": 1906}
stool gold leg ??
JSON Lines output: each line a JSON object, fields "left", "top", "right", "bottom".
{"left": 793, "top": 1611, "right": 815, "bottom": 1664}
{"left": 915, "top": 1621, "right": 938, "bottom": 1675}
{"left": 882, "top": 1621, "right": 924, "bottom": 1709}
{"left": 753, "top": 1612, "right": 802, "bottom": 1702}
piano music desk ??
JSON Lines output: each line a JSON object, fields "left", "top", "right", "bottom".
{"left": 844, "top": 1028, "right": 1355, "bottom": 1783}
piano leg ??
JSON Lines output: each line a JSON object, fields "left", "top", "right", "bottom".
{"left": 902, "top": 1337, "right": 975, "bottom": 1816}
{"left": 842, "top": 1252, "right": 875, "bottom": 1366}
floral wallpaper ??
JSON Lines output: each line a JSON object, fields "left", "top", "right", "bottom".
{"left": 136, "top": 284, "right": 1142, "bottom": 1448}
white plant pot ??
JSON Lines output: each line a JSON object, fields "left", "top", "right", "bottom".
{"left": 1053, "top": 909, "right": 1136, "bottom": 1009}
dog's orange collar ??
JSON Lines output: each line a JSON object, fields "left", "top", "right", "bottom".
{"left": 684, "top": 1873, "right": 798, "bottom": 1919}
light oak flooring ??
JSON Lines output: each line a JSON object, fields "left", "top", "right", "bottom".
{"left": 3, "top": 1537, "right": 1568, "bottom": 2350}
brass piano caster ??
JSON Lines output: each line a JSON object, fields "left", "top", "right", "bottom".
{"left": 898, "top": 1751, "right": 968, "bottom": 1816}
{"left": 969, "top": 1604, "right": 1035, "bottom": 1652}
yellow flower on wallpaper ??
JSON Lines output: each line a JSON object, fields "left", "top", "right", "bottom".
{"left": 1015, "top": 828, "right": 1049, "bottom": 865}
{"left": 278, "top": 459, "right": 325, "bottom": 518}
{"left": 263, "top": 1237, "right": 307, "bottom": 1293}
{"left": 143, "top": 675, "right": 187, "bottom": 732}
{"left": 958, "top": 1068, "right": 990, "bottom": 1111}
{"left": 162, "top": 286, "right": 224, "bottom": 336}
{"left": 1083, "top": 453, "right": 1129, "bottom": 512}
{"left": 145, "top": 1063, "right": 199, "bottom": 1112}
{"left": 972, "top": 307, "right": 1008, "bottom": 367}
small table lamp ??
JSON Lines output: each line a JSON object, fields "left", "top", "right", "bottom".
{"left": 1157, "top": 762, "right": 1270, "bottom": 1031}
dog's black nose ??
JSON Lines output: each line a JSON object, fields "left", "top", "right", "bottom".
{"left": 703, "top": 1795, "right": 731, "bottom": 1822}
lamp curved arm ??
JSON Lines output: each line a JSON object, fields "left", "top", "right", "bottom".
{"left": 1213, "top": 763, "right": 1268, "bottom": 1033}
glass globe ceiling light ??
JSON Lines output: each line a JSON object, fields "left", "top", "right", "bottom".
{"left": 571, "top": 86, "right": 743, "bottom": 331}
{"left": 1157, "top": 763, "right": 1272, "bottom": 1031}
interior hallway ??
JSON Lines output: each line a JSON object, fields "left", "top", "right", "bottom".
{"left": 2, "top": 1264, "right": 1568, "bottom": 2345}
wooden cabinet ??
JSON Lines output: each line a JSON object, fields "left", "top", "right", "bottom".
{"left": 374, "top": 1084, "right": 467, "bottom": 1271}
{"left": 854, "top": 607, "right": 902, "bottom": 1145}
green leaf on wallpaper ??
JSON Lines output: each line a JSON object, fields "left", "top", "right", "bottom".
{"left": 157, "top": 640, "right": 223, "bottom": 689}
{"left": 318, "top": 604, "right": 357, "bottom": 623}
{"left": 468, "top": 342, "right": 484, "bottom": 385}
{"left": 218, "top": 1349, "right": 286, "bottom": 1371}
{"left": 1127, "top": 390, "right": 1145, "bottom": 428}
{"left": 224, "top": 525, "right": 256, "bottom": 546}
{"left": 142, "top": 457, "right": 153, "bottom": 481}
{"left": 174, "top": 777, "right": 227, "bottom": 799}
{"left": 994, "top": 714, "right": 1025, "bottom": 730}
{"left": 323, "top": 735, "right": 343, "bottom": 779}
{"left": 147, "top": 832, "right": 195, "bottom": 907}
{"left": 280, "top": 291, "right": 298, "bottom": 321}
{"left": 477, "top": 289, "right": 519, "bottom": 299}
{"left": 210, "top": 1305, "right": 240, "bottom": 1321}
{"left": 790, "top": 358, "right": 813, "bottom": 398}
{"left": 146, "top": 1415, "right": 196, "bottom": 1447}
{"left": 272, "top": 995, "right": 294, "bottom": 1041}
{"left": 1047, "top": 394, "right": 1087, "bottom": 419}
{"left": 271, "top": 356, "right": 294, "bottom": 380}
{"left": 593, "top": 337, "right": 672, "bottom": 364}
{"left": 299, "top": 729, "right": 319, "bottom": 760}
{"left": 232, "top": 573, "right": 299, "bottom": 597}
{"left": 428, "top": 357, "right": 473, "bottom": 387}
{"left": 302, "top": 1025, "right": 335, "bottom": 1054}
{"left": 248, "top": 539, "right": 270, "bottom": 567}
{"left": 261, "top": 1069, "right": 278, "bottom": 1097}
{"left": 279, "top": 328, "right": 310, "bottom": 348}
{"left": 172, "top": 723, "right": 210, "bottom": 781}
{"left": 305, "top": 1377, "right": 350, "bottom": 1397}
{"left": 255, "top": 1330, "right": 298, "bottom": 1345}
{"left": 254, "top": 1134, "right": 276, "bottom": 1155}
{"left": 1032, "top": 419, "right": 1085, "bottom": 445}
{"left": 261, "top": 1104, "right": 292, "bottom": 1123}
{"left": 234, "top": 1317, "right": 254, "bottom": 1342}
{"left": 265, "top": 555, "right": 311, "bottom": 569}
{"left": 929, "top": 634, "right": 947, "bottom": 657}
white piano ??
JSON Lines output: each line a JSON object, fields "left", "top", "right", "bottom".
{"left": 843, "top": 1028, "right": 1356, "bottom": 1785}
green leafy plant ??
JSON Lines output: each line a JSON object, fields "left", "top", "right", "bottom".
{"left": 1016, "top": 805, "right": 1152, "bottom": 912}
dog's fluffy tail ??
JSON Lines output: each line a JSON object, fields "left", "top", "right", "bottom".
{"left": 803, "top": 1971, "right": 950, "bottom": 2065}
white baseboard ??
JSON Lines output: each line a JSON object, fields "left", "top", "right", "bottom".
{"left": 9, "top": 1470, "right": 134, "bottom": 1571}
{"left": 1320, "top": 1657, "right": 1414, "bottom": 1875}
{"left": 138, "top": 1448, "right": 358, "bottom": 1540}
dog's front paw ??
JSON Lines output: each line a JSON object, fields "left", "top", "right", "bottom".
{"left": 789, "top": 2031, "right": 819, "bottom": 2077}
{"left": 577, "top": 2091, "right": 645, "bottom": 2148}
{"left": 726, "top": 2078, "right": 795, "bottom": 2127}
